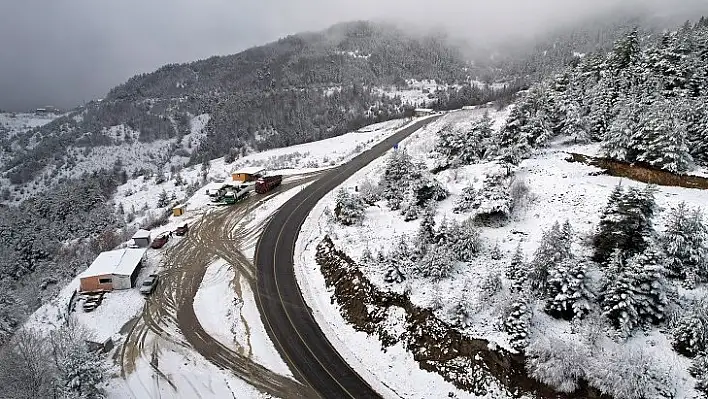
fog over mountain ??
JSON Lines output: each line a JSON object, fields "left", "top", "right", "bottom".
{"left": 0, "top": 0, "right": 705, "bottom": 111}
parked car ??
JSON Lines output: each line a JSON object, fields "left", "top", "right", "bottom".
{"left": 140, "top": 274, "right": 159, "bottom": 295}
{"left": 175, "top": 222, "right": 188, "bottom": 236}
{"left": 150, "top": 232, "right": 170, "bottom": 249}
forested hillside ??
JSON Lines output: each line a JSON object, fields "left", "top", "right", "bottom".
{"left": 496, "top": 17, "right": 708, "bottom": 173}
{"left": 1, "top": 21, "right": 475, "bottom": 188}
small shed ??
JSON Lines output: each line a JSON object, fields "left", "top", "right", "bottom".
{"left": 172, "top": 204, "right": 185, "bottom": 217}
{"left": 131, "top": 229, "right": 151, "bottom": 248}
{"left": 79, "top": 248, "right": 147, "bottom": 292}
{"left": 232, "top": 167, "right": 265, "bottom": 182}
{"left": 414, "top": 108, "right": 434, "bottom": 117}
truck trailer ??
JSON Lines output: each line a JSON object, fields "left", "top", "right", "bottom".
{"left": 255, "top": 175, "right": 283, "bottom": 194}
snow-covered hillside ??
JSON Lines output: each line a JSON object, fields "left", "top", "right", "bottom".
{"left": 295, "top": 109, "right": 708, "bottom": 398}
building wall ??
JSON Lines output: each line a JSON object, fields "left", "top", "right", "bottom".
{"left": 111, "top": 274, "right": 133, "bottom": 290}
{"left": 79, "top": 275, "right": 114, "bottom": 292}
{"left": 232, "top": 173, "right": 261, "bottom": 182}
{"left": 133, "top": 237, "right": 150, "bottom": 248}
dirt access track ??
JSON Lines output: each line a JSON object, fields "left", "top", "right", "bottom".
{"left": 566, "top": 152, "right": 708, "bottom": 189}
{"left": 119, "top": 175, "right": 321, "bottom": 398}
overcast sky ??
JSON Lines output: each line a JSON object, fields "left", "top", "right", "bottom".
{"left": 0, "top": 0, "right": 703, "bottom": 111}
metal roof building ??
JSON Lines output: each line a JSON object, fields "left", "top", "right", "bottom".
{"left": 79, "top": 248, "right": 147, "bottom": 292}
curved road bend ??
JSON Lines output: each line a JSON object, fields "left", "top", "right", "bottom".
{"left": 255, "top": 116, "right": 441, "bottom": 399}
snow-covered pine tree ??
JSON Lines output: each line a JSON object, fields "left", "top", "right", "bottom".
{"left": 334, "top": 188, "right": 365, "bottom": 226}
{"left": 601, "top": 266, "right": 639, "bottom": 337}
{"left": 602, "top": 92, "right": 643, "bottom": 161}
{"left": 416, "top": 205, "right": 436, "bottom": 246}
{"left": 672, "top": 306, "right": 708, "bottom": 357}
{"left": 504, "top": 299, "right": 531, "bottom": 351}
{"left": 415, "top": 245, "right": 455, "bottom": 281}
{"left": 156, "top": 189, "right": 169, "bottom": 208}
{"left": 490, "top": 241, "right": 503, "bottom": 260}
{"left": 627, "top": 246, "right": 669, "bottom": 327}
{"left": 529, "top": 221, "right": 573, "bottom": 295}
{"left": 545, "top": 260, "right": 595, "bottom": 320}
{"left": 635, "top": 100, "right": 692, "bottom": 173}
{"left": 593, "top": 184, "right": 657, "bottom": 264}
{"left": 50, "top": 319, "right": 107, "bottom": 399}
{"left": 685, "top": 100, "right": 708, "bottom": 165}
{"left": 690, "top": 353, "right": 708, "bottom": 396}
{"left": 560, "top": 101, "right": 591, "bottom": 144}
{"left": 444, "top": 218, "right": 482, "bottom": 262}
{"left": 507, "top": 243, "right": 528, "bottom": 292}
{"left": 662, "top": 202, "right": 708, "bottom": 283}
{"left": 453, "top": 185, "right": 477, "bottom": 213}
{"left": 380, "top": 149, "right": 414, "bottom": 208}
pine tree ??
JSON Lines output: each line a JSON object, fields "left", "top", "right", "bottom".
{"left": 415, "top": 245, "right": 455, "bottom": 281}
{"left": 593, "top": 184, "right": 656, "bottom": 264}
{"left": 334, "top": 188, "right": 365, "bottom": 226}
{"left": 445, "top": 218, "right": 482, "bottom": 262}
{"left": 416, "top": 204, "right": 436, "bottom": 246}
{"left": 635, "top": 100, "right": 692, "bottom": 173}
{"left": 156, "top": 190, "right": 169, "bottom": 208}
{"left": 672, "top": 305, "right": 708, "bottom": 357}
{"left": 504, "top": 299, "right": 531, "bottom": 351}
{"left": 624, "top": 247, "right": 669, "bottom": 327}
{"left": 529, "top": 221, "right": 573, "bottom": 295}
{"left": 690, "top": 353, "right": 708, "bottom": 396}
{"left": 602, "top": 267, "right": 639, "bottom": 337}
{"left": 662, "top": 203, "right": 708, "bottom": 282}
{"left": 545, "top": 260, "right": 595, "bottom": 320}
{"left": 453, "top": 185, "right": 476, "bottom": 213}
{"left": 490, "top": 241, "right": 503, "bottom": 260}
{"left": 507, "top": 244, "right": 528, "bottom": 292}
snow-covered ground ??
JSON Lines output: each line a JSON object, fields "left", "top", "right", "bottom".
{"left": 294, "top": 108, "right": 708, "bottom": 398}
{"left": 193, "top": 259, "right": 292, "bottom": 378}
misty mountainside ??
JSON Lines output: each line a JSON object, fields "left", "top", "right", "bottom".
{"left": 0, "top": 21, "right": 479, "bottom": 194}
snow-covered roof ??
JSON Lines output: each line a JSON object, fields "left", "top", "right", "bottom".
{"left": 232, "top": 166, "right": 265, "bottom": 175}
{"left": 132, "top": 229, "right": 151, "bottom": 239}
{"left": 414, "top": 108, "right": 434, "bottom": 113}
{"left": 79, "top": 248, "right": 147, "bottom": 278}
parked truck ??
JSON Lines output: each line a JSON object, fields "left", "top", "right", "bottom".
{"left": 223, "top": 185, "right": 251, "bottom": 204}
{"left": 255, "top": 175, "right": 283, "bottom": 194}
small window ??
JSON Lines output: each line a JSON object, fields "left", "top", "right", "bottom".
{"left": 99, "top": 278, "right": 112, "bottom": 284}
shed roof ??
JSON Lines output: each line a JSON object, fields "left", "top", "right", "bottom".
{"left": 132, "top": 229, "right": 151, "bottom": 239}
{"left": 79, "top": 248, "right": 147, "bottom": 278}
{"left": 414, "top": 108, "right": 434, "bottom": 112}
{"left": 232, "top": 166, "right": 265, "bottom": 175}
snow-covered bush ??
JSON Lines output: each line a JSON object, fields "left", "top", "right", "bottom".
{"left": 334, "top": 188, "right": 366, "bottom": 226}
{"left": 473, "top": 167, "right": 516, "bottom": 225}
{"left": 358, "top": 179, "right": 382, "bottom": 205}
{"left": 545, "top": 260, "right": 595, "bottom": 320}
{"left": 525, "top": 335, "right": 589, "bottom": 393}
{"left": 586, "top": 345, "right": 678, "bottom": 399}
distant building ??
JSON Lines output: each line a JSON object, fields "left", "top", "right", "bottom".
{"left": 131, "top": 229, "right": 151, "bottom": 248}
{"left": 79, "top": 248, "right": 147, "bottom": 292}
{"left": 414, "top": 108, "right": 434, "bottom": 117}
{"left": 461, "top": 105, "right": 476, "bottom": 110}
{"left": 232, "top": 167, "right": 265, "bottom": 182}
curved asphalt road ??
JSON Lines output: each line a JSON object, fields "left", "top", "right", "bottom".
{"left": 254, "top": 116, "right": 441, "bottom": 399}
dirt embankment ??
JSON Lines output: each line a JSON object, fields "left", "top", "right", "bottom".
{"left": 566, "top": 152, "right": 708, "bottom": 189}
{"left": 315, "top": 236, "right": 608, "bottom": 399}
